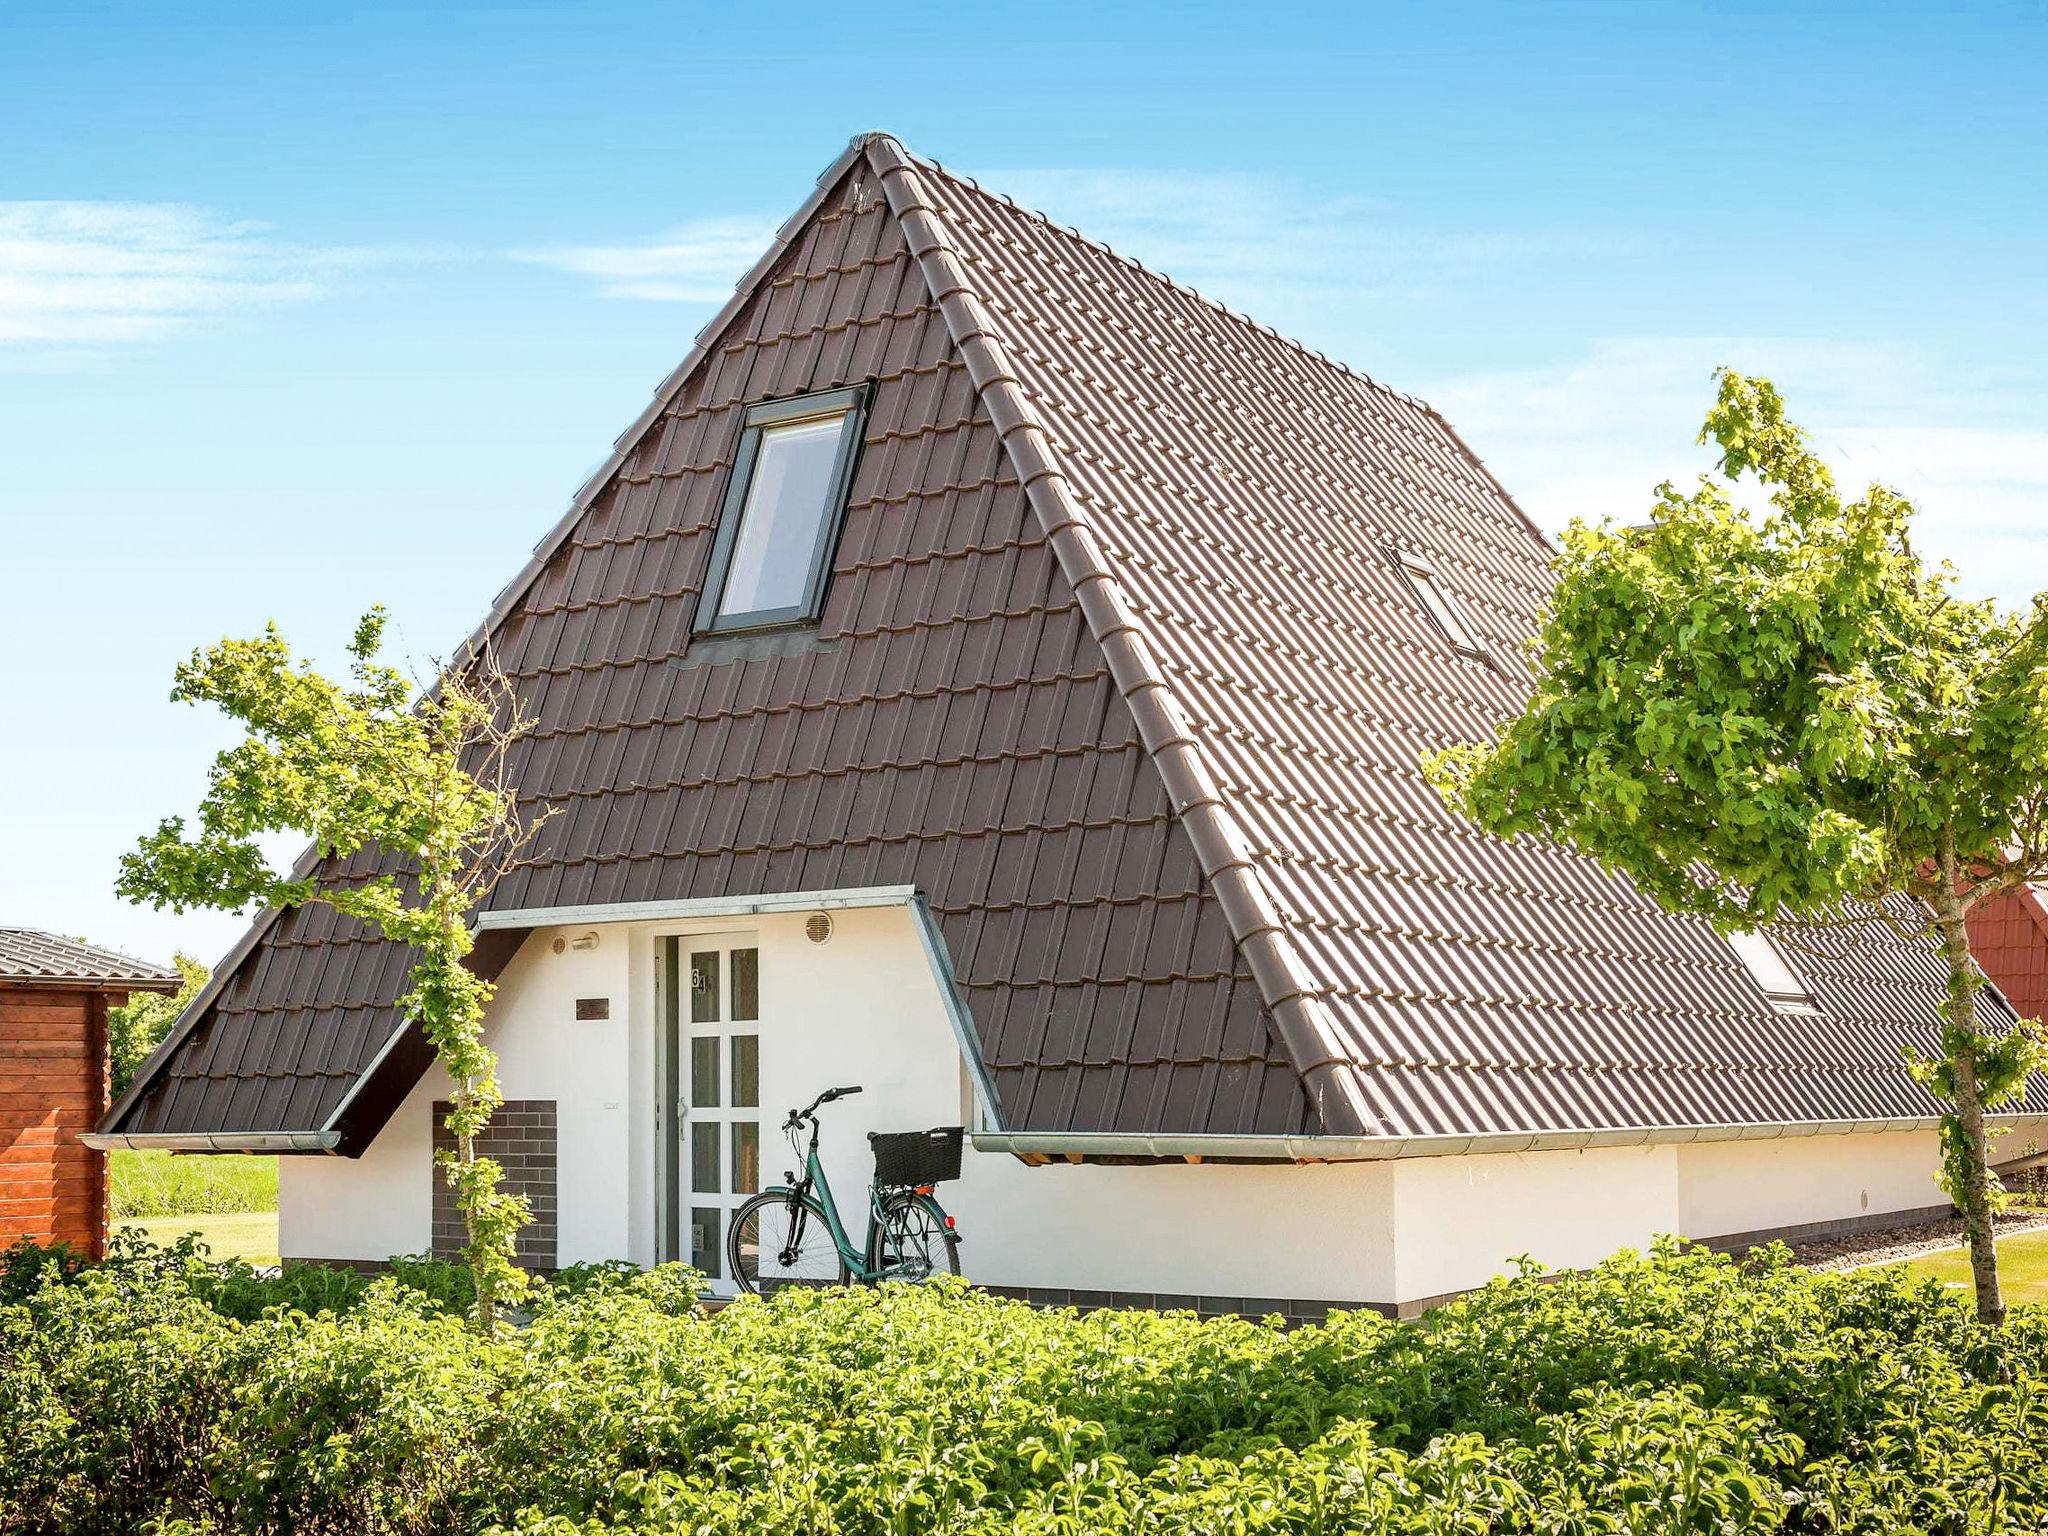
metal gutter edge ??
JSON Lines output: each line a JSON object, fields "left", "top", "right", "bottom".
{"left": 1, "top": 975, "right": 180, "bottom": 994}
{"left": 974, "top": 1113, "right": 2048, "bottom": 1163}
{"left": 81, "top": 1131, "right": 340, "bottom": 1153}
{"left": 473, "top": 886, "right": 922, "bottom": 930}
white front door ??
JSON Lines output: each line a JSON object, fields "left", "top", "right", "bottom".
{"left": 657, "top": 935, "right": 761, "bottom": 1290}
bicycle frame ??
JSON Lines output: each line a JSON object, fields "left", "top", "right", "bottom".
{"left": 771, "top": 1109, "right": 949, "bottom": 1283}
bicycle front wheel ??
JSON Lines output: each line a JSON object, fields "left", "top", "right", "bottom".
{"left": 728, "top": 1191, "right": 849, "bottom": 1296}
{"left": 867, "top": 1191, "right": 961, "bottom": 1283}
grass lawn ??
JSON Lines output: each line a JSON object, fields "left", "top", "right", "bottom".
{"left": 109, "top": 1148, "right": 277, "bottom": 1219}
{"left": 1888, "top": 1226, "right": 2048, "bottom": 1305}
{"left": 116, "top": 1211, "right": 280, "bottom": 1267}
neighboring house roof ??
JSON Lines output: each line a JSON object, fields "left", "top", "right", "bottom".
{"left": 100, "top": 132, "right": 2044, "bottom": 1157}
{"left": 0, "top": 930, "right": 180, "bottom": 991}
{"left": 1970, "top": 885, "right": 2048, "bottom": 1024}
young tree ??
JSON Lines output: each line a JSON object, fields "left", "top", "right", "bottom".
{"left": 116, "top": 609, "right": 550, "bottom": 1334}
{"left": 1426, "top": 371, "right": 2048, "bottom": 1326}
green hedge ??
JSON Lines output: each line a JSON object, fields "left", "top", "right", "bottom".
{"left": 1, "top": 1235, "right": 2044, "bottom": 1534}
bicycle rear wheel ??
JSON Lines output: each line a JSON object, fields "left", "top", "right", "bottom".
{"left": 728, "top": 1191, "right": 849, "bottom": 1296}
{"left": 867, "top": 1191, "right": 961, "bottom": 1283}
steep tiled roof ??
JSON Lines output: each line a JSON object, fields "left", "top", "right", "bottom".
{"left": 103, "top": 132, "right": 2042, "bottom": 1151}
{"left": 0, "top": 930, "right": 179, "bottom": 990}
{"left": 866, "top": 142, "right": 2039, "bottom": 1138}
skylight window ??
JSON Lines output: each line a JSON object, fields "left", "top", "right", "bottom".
{"left": 1392, "top": 550, "right": 1487, "bottom": 658}
{"left": 695, "top": 385, "right": 870, "bottom": 634}
{"left": 1726, "top": 930, "right": 1821, "bottom": 1014}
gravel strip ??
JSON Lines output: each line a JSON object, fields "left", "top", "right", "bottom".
{"left": 1784, "top": 1209, "right": 2048, "bottom": 1272}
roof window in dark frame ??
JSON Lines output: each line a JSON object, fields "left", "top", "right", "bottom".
{"left": 693, "top": 384, "right": 871, "bottom": 635}
{"left": 1391, "top": 548, "right": 1488, "bottom": 659}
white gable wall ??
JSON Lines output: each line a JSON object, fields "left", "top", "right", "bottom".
{"left": 279, "top": 898, "right": 1953, "bottom": 1306}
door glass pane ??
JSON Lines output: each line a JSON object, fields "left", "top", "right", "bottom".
{"left": 691, "top": 1120, "right": 720, "bottom": 1193}
{"left": 719, "top": 415, "right": 847, "bottom": 620}
{"left": 731, "top": 948, "right": 759, "bottom": 1021}
{"left": 691, "top": 1206, "right": 722, "bottom": 1279}
{"left": 732, "top": 1122, "right": 760, "bottom": 1195}
{"left": 690, "top": 1036, "right": 720, "bottom": 1108}
{"left": 690, "top": 951, "right": 720, "bottom": 1023}
{"left": 731, "top": 1034, "right": 759, "bottom": 1108}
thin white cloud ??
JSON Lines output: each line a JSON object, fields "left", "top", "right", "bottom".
{"left": 1419, "top": 338, "right": 2048, "bottom": 607}
{"left": 511, "top": 217, "right": 778, "bottom": 302}
{"left": 0, "top": 201, "right": 414, "bottom": 356}
{"left": 512, "top": 169, "right": 1581, "bottom": 317}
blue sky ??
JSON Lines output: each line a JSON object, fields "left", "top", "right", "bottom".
{"left": 4, "top": 0, "right": 2044, "bottom": 965}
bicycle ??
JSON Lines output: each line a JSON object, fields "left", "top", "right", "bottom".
{"left": 726, "top": 1085, "right": 964, "bottom": 1295}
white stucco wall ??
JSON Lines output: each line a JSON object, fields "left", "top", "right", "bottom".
{"left": 279, "top": 1088, "right": 434, "bottom": 1263}
{"left": 1388, "top": 1144, "right": 1682, "bottom": 1302}
{"left": 1675, "top": 1129, "right": 1945, "bottom": 1243}
{"left": 280, "top": 928, "right": 636, "bottom": 1266}
{"left": 278, "top": 896, "right": 1957, "bottom": 1305}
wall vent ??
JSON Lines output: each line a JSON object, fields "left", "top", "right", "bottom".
{"left": 806, "top": 912, "right": 834, "bottom": 945}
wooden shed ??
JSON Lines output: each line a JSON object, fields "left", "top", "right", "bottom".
{"left": 2, "top": 930, "right": 178, "bottom": 1257}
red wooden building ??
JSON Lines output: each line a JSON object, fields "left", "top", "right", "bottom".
{"left": 2, "top": 931, "right": 178, "bottom": 1256}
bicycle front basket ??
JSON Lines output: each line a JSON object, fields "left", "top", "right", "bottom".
{"left": 869, "top": 1125, "right": 965, "bottom": 1187}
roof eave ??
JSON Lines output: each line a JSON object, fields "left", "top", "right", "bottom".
{"left": 975, "top": 1114, "right": 2047, "bottom": 1163}
{"left": 1, "top": 974, "right": 180, "bottom": 993}
{"left": 98, "top": 872, "right": 320, "bottom": 1137}
{"left": 81, "top": 1130, "right": 340, "bottom": 1153}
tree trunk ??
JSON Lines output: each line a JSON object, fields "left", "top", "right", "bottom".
{"left": 1935, "top": 899, "right": 2005, "bottom": 1328}
{"left": 453, "top": 1075, "right": 496, "bottom": 1337}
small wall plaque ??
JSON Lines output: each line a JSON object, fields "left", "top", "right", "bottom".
{"left": 575, "top": 997, "right": 611, "bottom": 1021}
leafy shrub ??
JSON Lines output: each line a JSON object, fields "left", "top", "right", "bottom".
{"left": 3, "top": 1239, "right": 2047, "bottom": 1534}
{"left": 0, "top": 1236, "right": 90, "bottom": 1304}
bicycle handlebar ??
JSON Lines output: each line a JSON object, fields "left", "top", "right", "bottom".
{"left": 785, "top": 1084, "right": 864, "bottom": 1128}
